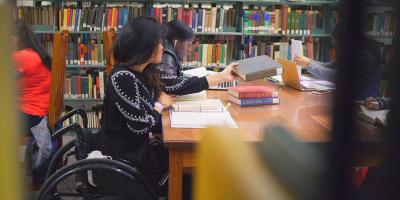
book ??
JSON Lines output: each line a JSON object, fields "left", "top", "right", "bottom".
{"left": 228, "top": 85, "right": 278, "bottom": 99}
{"left": 64, "top": 71, "right": 106, "bottom": 100}
{"left": 170, "top": 99, "right": 237, "bottom": 128}
{"left": 234, "top": 55, "right": 282, "bottom": 81}
{"left": 229, "top": 96, "right": 280, "bottom": 106}
{"left": 363, "top": 11, "right": 396, "bottom": 36}
{"left": 151, "top": 3, "right": 238, "bottom": 33}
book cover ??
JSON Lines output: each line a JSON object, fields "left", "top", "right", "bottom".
{"left": 228, "top": 85, "right": 278, "bottom": 99}
{"left": 229, "top": 96, "right": 280, "bottom": 106}
{"left": 234, "top": 55, "right": 282, "bottom": 81}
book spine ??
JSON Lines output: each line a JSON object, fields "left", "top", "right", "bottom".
{"left": 236, "top": 97, "right": 279, "bottom": 106}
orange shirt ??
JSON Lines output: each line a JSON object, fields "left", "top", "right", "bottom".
{"left": 14, "top": 48, "right": 51, "bottom": 116}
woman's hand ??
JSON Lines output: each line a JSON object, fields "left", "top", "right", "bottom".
{"left": 293, "top": 55, "right": 311, "bottom": 68}
{"left": 158, "top": 92, "right": 176, "bottom": 109}
{"left": 363, "top": 97, "right": 381, "bottom": 110}
{"left": 206, "top": 63, "right": 238, "bottom": 87}
{"left": 219, "top": 62, "right": 238, "bottom": 82}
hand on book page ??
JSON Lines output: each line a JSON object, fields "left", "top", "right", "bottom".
{"left": 362, "top": 97, "right": 381, "bottom": 110}
{"left": 293, "top": 55, "right": 311, "bottom": 68}
{"left": 159, "top": 92, "right": 176, "bottom": 109}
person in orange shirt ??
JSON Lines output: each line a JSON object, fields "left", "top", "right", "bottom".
{"left": 12, "top": 20, "right": 53, "bottom": 186}
{"left": 12, "top": 20, "right": 52, "bottom": 131}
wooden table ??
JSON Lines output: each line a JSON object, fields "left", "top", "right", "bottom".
{"left": 162, "top": 80, "right": 339, "bottom": 200}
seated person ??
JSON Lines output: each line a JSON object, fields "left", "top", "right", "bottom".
{"left": 13, "top": 19, "right": 53, "bottom": 186}
{"left": 159, "top": 20, "right": 237, "bottom": 95}
{"left": 91, "top": 17, "right": 175, "bottom": 196}
{"left": 294, "top": 24, "right": 381, "bottom": 100}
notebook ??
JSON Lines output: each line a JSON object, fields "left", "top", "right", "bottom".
{"left": 169, "top": 99, "right": 237, "bottom": 128}
{"left": 181, "top": 67, "right": 239, "bottom": 90}
{"left": 234, "top": 55, "right": 282, "bottom": 81}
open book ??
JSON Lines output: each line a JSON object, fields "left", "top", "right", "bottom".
{"left": 169, "top": 99, "right": 237, "bottom": 128}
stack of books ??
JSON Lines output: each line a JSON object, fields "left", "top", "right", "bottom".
{"left": 228, "top": 85, "right": 279, "bottom": 106}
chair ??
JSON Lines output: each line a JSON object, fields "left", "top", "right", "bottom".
{"left": 36, "top": 122, "right": 158, "bottom": 200}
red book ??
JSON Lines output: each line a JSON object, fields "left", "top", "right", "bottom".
{"left": 114, "top": 8, "right": 119, "bottom": 30}
{"left": 177, "top": 7, "right": 183, "bottom": 21}
{"left": 281, "top": 5, "right": 289, "bottom": 35}
{"left": 79, "top": 43, "right": 85, "bottom": 64}
{"left": 306, "top": 10, "right": 312, "bottom": 35}
{"left": 189, "top": 10, "right": 193, "bottom": 28}
{"left": 67, "top": 8, "right": 71, "bottom": 30}
{"left": 96, "top": 76, "right": 100, "bottom": 99}
{"left": 228, "top": 85, "right": 278, "bottom": 99}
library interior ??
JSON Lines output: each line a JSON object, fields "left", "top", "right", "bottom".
{"left": 0, "top": 0, "right": 400, "bottom": 199}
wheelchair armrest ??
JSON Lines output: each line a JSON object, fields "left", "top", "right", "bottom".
{"left": 52, "top": 123, "right": 84, "bottom": 141}
{"left": 56, "top": 108, "right": 88, "bottom": 129}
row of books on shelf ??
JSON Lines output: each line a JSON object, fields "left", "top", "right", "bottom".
{"left": 182, "top": 39, "right": 237, "bottom": 68}
{"left": 64, "top": 72, "right": 106, "bottom": 100}
{"left": 16, "top": 3, "right": 340, "bottom": 36}
{"left": 242, "top": 37, "right": 329, "bottom": 61}
{"left": 15, "top": 3, "right": 145, "bottom": 32}
{"left": 151, "top": 4, "right": 238, "bottom": 33}
{"left": 62, "top": 110, "right": 101, "bottom": 129}
{"left": 67, "top": 34, "right": 105, "bottom": 65}
{"left": 363, "top": 11, "right": 396, "bottom": 36}
{"left": 243, "top": 6, "right": 337, "bottom": 35}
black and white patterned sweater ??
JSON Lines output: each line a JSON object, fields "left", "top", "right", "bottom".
{"left": 158, "top": 43, "right": 209, "bottom": 95}
{"left": 100, "top": 65, "right": 162, "bottom": 137}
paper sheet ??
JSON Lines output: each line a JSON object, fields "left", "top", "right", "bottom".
{"left": 170, "top": 111, "right": 238, "bottom": 128}
{"left": 291, "top": 39, "right": 303, "bottom": 60}
{"left": 170, "top": 99, "right": 238, "bottom": 128}
{"left": 360, "top": 106, "right": 389, "bottom": 125}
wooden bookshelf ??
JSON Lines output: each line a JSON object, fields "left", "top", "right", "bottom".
{"left": 17, "top": 0, "right": 343, "bottom": 105}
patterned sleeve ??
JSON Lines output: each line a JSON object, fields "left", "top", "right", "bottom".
{"left": 158, "top": 64, "right": 209, "bottom": 96}
{"left": 110, "top": 70, "right": 161, "bottom": 135}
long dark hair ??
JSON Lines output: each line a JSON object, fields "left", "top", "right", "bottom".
{"left": 113, "top": 17, "right": 163, "bottom": 99}
{"left": 14, "top": 19, "right": 52, "bottom": 70}
{"left": 164, "top": 20, "right": 194, "bottom": 45}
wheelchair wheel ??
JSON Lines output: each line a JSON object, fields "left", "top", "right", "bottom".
{"left": 36, "top": 158, "right": 158, "bottom": 200}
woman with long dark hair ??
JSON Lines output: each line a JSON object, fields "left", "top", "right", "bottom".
{"left": 159, "top": 20, "right": 237, "bottom": 95}
{"left": 12, "top": 19, "right": 53, "bottom": 186}
{"left": 91, "top": 17, "right": 174, "bottom": 197}
{"left": 13, "top": 19, "right": 52, "bottom": 129}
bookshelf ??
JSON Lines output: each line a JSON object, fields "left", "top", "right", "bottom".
{"left": 16, "top": 0, "right": 344, "bottom": 105}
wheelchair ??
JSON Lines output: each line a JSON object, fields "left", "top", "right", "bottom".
{"left": 35, "top": 108, "right": 159, "bottom": 200}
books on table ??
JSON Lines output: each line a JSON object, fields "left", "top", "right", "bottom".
{"left": 228, "top": 85, "right": 280, "bottom": 107}
{"left": 234, "top": 55, "right": 282, "bottom": 81}
{"left": 169, "top": 99, "right": 237, "bottom": 128}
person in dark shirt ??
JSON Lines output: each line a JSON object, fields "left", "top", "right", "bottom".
{"left": 159, "top": 20, "right": 237, "bottom": 95}
{"left": 91, "top": 17, "right": 175, "bottom": 197}
{"left": 294, "top": 24, "right": 381, "bottom": 100}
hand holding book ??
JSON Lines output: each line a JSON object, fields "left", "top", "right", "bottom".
{"left": 206, "top": 62, "right": 238, "bottom": 87}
